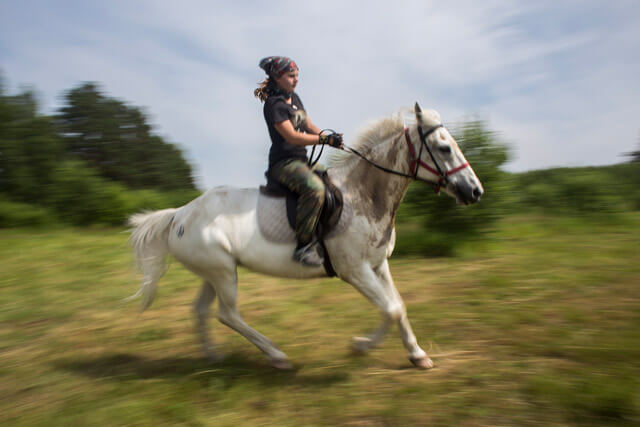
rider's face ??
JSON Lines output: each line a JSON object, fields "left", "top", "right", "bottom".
{"left": 275, "top": 69, "right": 299, "bottom": 94}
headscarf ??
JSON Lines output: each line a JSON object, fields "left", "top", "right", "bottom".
{"left": 259, "top": 56, "right": 298, "bottom": 78}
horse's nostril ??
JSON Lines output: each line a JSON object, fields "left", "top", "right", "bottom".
{"left": 473, "top": 187, "right": 482, "bottom": 199}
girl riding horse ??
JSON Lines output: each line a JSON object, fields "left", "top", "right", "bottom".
{"left": 254, "top": 56, "right": 343, "bottom": 267}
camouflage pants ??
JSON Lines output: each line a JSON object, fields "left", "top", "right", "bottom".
{"left": 270, "top": 159, "right": 325, "bottom": 245}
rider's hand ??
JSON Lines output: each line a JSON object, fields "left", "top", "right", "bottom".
{"left": 319, "top": 132, "right": 343, "bottom": 148}
{"left": 330, "top": 133, "right": 344, "bottom": 148}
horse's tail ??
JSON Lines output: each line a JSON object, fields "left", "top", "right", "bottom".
{"left": 127, "top": 208, "right": 177, "bottom": 311}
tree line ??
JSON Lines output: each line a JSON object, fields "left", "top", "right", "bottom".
{"left": 1, "top": 76, "right": 638, "bottom": 258}
{"left": 0, "top": 79, "right": 199, "bottom": 226}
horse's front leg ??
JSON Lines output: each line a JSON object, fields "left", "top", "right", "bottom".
{"left": 345, "top": 261, "right": 433, "bottom": 369}
{"left": 376, "top": 260, "right": 433, "bottom": 369}
{"left": 351, "top": 314, "right": 392, "bottom": 354}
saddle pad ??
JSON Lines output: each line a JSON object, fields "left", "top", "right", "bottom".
{"left": 256, "top": 193, "right": 353, "bottom": 243}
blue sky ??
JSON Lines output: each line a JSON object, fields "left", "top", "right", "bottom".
{"left": 2, "top": 0, "right": 639, "bottom": 188}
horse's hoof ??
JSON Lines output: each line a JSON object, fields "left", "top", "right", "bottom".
{"left": 351, "top": 336, "right": 373, "bottom": 354}
{"left": 270, "top": 358, "right": 293, "bottom": 370}
{"left": 410, "top": 356, "right": 434, "bottom": 370}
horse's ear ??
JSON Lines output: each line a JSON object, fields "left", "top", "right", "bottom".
{"left": 414, "top": 102, "right": 423, "bottom": 121}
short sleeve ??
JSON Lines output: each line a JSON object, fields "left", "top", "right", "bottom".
{"left": 265, "top": 98, "right": 290, "bottom": 126}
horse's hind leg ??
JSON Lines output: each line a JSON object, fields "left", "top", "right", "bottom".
{"left": 210, "top": 265, "right": 292, "bottom": 370}
{"left": 193, "top": 280, "right": 223, "bottom": 361}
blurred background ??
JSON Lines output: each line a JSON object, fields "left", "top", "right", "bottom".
{"left": 1, "top": 1, "right": 639, "bottom": 425}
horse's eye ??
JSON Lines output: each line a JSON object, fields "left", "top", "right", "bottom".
{"left": 439, "top": 145, "right": 452, "bottom": 155}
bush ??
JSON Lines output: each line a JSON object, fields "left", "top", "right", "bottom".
{"left": 606, "top": 162, "right": 640, "bottom": 211}
{"left": 123, "top": 188, "right": 201, "bottom": 214}
{"left": 41, "top": 161, "right": 202, "bottom": 226}
{"left": 45, "top": 160, "right": 133, "bottom": 226}
{"left": 392, "top": 226, "right": 458, "bottom": 257}
{"left": 517, "top": 167, "right": 629, "bottom": 215}
{"left": 0, "top": 158, "right": 202, "bottom": 228}
{"left": 0, "top": 196, "right": 56, "bottom": 228}
{"left": 558, "top": 172, "right": 624, "bottom": 213}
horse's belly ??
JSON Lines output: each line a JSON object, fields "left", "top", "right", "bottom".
{"left": 234, "top": 214, "right": 327, "bottom": 279}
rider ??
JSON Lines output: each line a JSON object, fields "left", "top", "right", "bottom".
{"left": 255, "top": 56, "right": 343, "bottom": 267}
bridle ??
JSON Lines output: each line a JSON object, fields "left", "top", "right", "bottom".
{"left": 342, "top": 123, "right": 469, "bottom": 194}
{"left": 408, "top": 124, "right": 470, "bottom": 193}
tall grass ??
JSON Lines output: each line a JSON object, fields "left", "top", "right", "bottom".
{"left": 1, "top": 213, "right": 639, "bottom": 425}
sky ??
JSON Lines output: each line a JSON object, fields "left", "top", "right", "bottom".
{"left": 1, "top": 0, "right": 639, "bottom": 188}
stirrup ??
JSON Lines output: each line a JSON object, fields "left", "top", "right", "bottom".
{"left": 293, "top": 241, "right": 324, "bottom": 267}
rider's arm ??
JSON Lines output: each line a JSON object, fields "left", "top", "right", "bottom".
{"left": 274, "top": 120, "right": 321, "bottom": 146}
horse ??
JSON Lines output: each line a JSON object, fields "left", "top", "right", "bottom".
{"left": 128, "top": 103, "right": 484, "bottom": 370}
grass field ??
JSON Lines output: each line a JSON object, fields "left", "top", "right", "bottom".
{"left": 1, "top": 214, "right": 639, "bottom": 426}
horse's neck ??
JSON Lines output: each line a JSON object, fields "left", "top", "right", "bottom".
{"left": 336, "top": 132, "right": 412, "bottom": 225}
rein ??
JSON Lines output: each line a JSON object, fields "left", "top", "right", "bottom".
{"left": 308, "top": 129, "right": 336, "bottom": 168}
{"left": 341, "top": 124, "right": 469, "bottom": 193}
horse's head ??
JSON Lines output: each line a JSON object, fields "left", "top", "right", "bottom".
{"left": 411, "top": 102, "right": 484, "bottom": 205}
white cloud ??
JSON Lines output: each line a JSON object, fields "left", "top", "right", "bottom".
{"left": 2, "top": 0, "right": 639, "bottom": 187}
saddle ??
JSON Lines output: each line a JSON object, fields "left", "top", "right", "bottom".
{"left": 259, "top": 169, "right": 344, "bottom": 277}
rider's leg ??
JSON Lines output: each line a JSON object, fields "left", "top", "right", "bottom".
{"left": 270, "top": 159, "right": 325, "bottom": 266}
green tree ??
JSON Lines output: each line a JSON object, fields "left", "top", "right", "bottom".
{"left": 57, "top": 83, "right": 196, "bottom": 191}
{"left": 1, "top": 79, "right": 202, "bottom": 227}
{"left": 0, "top": 89, "right": 64, "bottom": 203}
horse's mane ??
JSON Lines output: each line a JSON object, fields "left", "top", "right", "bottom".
{"left": 327, "top": 109, "right": 408, "bottom": 168}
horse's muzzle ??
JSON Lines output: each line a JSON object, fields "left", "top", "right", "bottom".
{"left": 456, "top": 180, "right": 484, "bottom": 205}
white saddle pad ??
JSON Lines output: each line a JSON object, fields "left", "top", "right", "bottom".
{"left": 256, "top": 192, "right": 353, "bottom": 243}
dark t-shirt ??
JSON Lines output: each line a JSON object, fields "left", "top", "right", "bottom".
{"left": 264, "top": 92, "right": 309, "bottom": 168}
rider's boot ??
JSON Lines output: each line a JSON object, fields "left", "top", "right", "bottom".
{"left": 293, "top": 239, "right": 324, "bottom": 267}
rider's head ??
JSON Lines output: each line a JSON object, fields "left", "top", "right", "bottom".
{"left": 254, "top": 56, "right": 299, "bottom": 102}
{"left": 259, "top": 56, "right": 298, "bottom": 79}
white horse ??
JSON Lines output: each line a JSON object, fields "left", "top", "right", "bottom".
{"left": 128, "top": 103, "right": 483, "bottom": 370}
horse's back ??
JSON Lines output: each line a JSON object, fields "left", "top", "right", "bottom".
{"left": 167, "top": 186, "right": 259, "bottom": 265}
{"left": 167, "top": 185, "right": 327, "bottom": 279}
